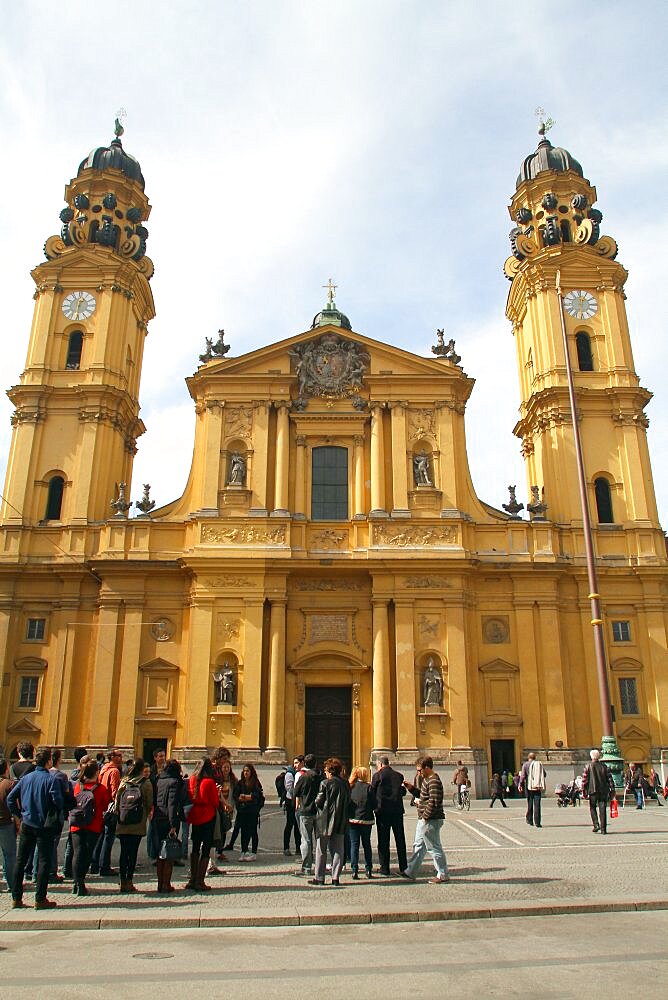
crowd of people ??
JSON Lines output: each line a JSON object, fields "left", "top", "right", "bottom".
{"left": 1, "top": 740, "right": 666, "bottom": 908}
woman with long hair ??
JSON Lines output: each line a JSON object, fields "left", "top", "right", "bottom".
{"left": 311, "top": 758, "right": 350, "bottom": 887}
{"left": 70, "top": 760, "right": 111, "bottom": 896}
{"left": 348, "top": 766, "right": 374, "bottom": 879}
{"left": 208, "top": 747, "right": 235, "bottom": 875}
{"left": 233, "top": 764, "right": 264, "bottom": 861}
{"left": 115, "top": 757, "right": 153, "bottom": 893}
{"left": 153, "top": 758, "right": 184, "bottom": 893}
{"left": 186, "top": 757, "right": 219, "bottom": 890}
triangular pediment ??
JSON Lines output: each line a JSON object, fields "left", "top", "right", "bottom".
{"left": 7, "top": 717, "right": 42, "bottom": 734}
{"left": 617, "top": 723, "right": 650, "bottom": 740}
{"left": 139, "top": 657, "right": 179, "bottom": 673}
{"left": 479, "top": 658, "right": 519, "bottom": 675}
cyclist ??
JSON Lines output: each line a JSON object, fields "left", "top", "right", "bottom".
{"left": 452, "top": 761, "right": 470, "bottom": 806}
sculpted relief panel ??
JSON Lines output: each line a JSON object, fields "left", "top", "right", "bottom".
{"left": 373, "top": 524, "right": 458, "bottom": 547}
{"left": 201, "top": 524, "right": 286, "bottom": 545}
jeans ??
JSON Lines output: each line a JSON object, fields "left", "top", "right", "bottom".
{"left": 490, "top": 794, "right": 507, "bottom": 808}
{"left": 13, "top": 824, "right": 56, "bottom": 902}
{"left": 348, "top": 823, "right": 373, "bottom": 873}
{"left": 118, "top": 834, "right": 142, "bottom": 881}
{"left": 633, "top": 788, "right": 644, "bottom": 807}
{"left": 0, "top": 822, "right": 17, "bottom": 891}
{"left": 283, "top": 799, "right": 301, "bottom": 851}
{"left": 180, "top": 821, "right": 189, "bottom": 857}
{"left": 376, "top": 810, "right": 407, "bottom": 873}
{"left": 72, "top": 828, "right": 99, "bottom": 887}
{"left": 63, "top": 831, "right": 74, "bottom": 876}
{"left": 405, "top": 818, "right": 448, "bottom": 878}
{"left": 239, "top": 811, "right": 259, "bottom": 854}
{"left": 91, "top": 814, "right": 116, "bottom": 871}
{"left": 314, "top": 833, "right": 344, "bottom": 881}
{"left": 191, "top": 817, "right": 215, "bottom": 859}
{"left": 526, "top": 791, "right": 542, "bottom": 826}
{"left": 588, "top": 794, "right": 608, "bottom": 833}
{"left": 298, "top": 813, "right": 316, "bottom": 871}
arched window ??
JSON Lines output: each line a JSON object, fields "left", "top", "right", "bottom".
{"left": 311, "top": 446, "right": 348, "bottom": 520}
{"left": 45, "top": 476, "right": 64, "bottom": 520}
{"left": 576, "top": 331, "right": 594, "bottom": 372}
{"left": 594, "top": 477, "right": 614, "bottom": 524}
{"left": 65, "top": 331, "right": 83, "bottom": 369}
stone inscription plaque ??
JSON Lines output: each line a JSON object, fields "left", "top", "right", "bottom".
{"left": 308, "top": 614, "right": 349, "bottom": 646}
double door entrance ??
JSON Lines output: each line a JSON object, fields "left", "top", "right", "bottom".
{"left": 305, "top": 686, "right": 352, "bottom": 772}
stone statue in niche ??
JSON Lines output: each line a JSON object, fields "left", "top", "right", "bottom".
{"left": 228, "top": 452, "right": 246, "bottom": 486}
{"left": 413, "top": 452, "right": 432, "bottom": 486}
{"left": 422, "top": 657, "right": 443, "bottom": 707}
{"left": 213, "top": 663, "right": 236, "bottom": 705}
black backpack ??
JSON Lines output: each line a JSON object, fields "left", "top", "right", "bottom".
{"left": 118, "top": 782, "right": 144, "bottom": 825}
{"left": 69, "top": 783, "right": 98, "bottom": 827}
{"left": 275, "top": 771, "right": 286, "bottom": 805}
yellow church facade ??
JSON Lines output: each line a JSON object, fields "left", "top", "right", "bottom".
{"left": 1, "top": 127, "right": 666, "bottom": 789}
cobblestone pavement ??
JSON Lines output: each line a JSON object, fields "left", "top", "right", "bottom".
{"left": 1, "top": 800, "right": 666, "bottom": 929}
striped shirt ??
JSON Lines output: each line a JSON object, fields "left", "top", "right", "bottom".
{"left": 417, "top": 772, "right": 444, "bottom": 821}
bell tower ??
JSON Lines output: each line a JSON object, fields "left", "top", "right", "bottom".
{"left": 504, "top": 124, "right": 661, "bottom": 532}
{"left": 1, "top": 123, "right": 155, "bottom": 526}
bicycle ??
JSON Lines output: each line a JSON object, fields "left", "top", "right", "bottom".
{"left": 452, "top": 786, "right": 471, "bottom": 811}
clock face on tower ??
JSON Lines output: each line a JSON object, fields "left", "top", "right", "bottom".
{"left": 563, "top": 290, "right": 598, "bottom": 320}
{"left": 62, "top": 291, "right": 96, "bottom": 321}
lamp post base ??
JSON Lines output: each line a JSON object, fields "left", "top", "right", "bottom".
{"left": 601, "top": 734, "right": 625, "bottom": 789}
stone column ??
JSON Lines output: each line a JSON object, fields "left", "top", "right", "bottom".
{"left": 445, "top": 603, "right": 471, "bottom": 748}
{"left": 294, "top": 435, "right": 306, "bottom": 519}
{"left": 372, "top": 598, "right": 392, "bottom": 753}
{"left": 114, "top": 604, "right": 145, "bottom": 747}
{"left": 390, "top": 402, "right": 409, "bottom": 517}
{"left": 395, "top": 599, "right": 418, "bottom": 752}
{"left": 369, "top": 404, "right": 387, "bottom": 518}
{"left": 239, "top": 598, "right": 263, "bottom": 753}
{"left": 249, "top": 401, "right": 269, "bottom": 516}
{"left": 183, "top": 598, "right": 215, "bottom": 752}
{"left": 89, "top": 601, "right": 122, "bottom": 745}
{"left": 200, "top": 400, "right": 223, "bottom": 513}
{"left": 266, "top": 598, "right": 287, "bottom": 755}
{"left": 353, "top": 435, "right": 366, "bottom": 519}
{"left": 272, "top": 402, "right": 290, "bottom": 516}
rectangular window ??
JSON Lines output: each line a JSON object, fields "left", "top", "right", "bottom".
{"left": 619, "top": 677, "right": 639, "bottom": 715}
{"left": 612, "top": 620, "right": 631, "bottom": 642}
{"left": 311, "top": 446, "right": 348, "bottom": 520}
{"left": 26, "top": 618, "right": 46, "bottom": 641}
{"left": 19, "top": 676, "right": 39, "bottom": 709}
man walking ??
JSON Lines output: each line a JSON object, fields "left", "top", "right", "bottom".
{"left": 400, "top": 756, "right": 449, "bottom": 883}
{"left": 7, "top": 747, "right": 64, "bottom": 909}
{"left": 293, "top": 754, "right": 320, "bottom": 876}
{"left": 90, "top": 748, "right": 122, "bottom": 875}
{"left": 371, "top": 756, "right": 407, "bottom": 876}
{"left": 519, "top": 752, "right": 546, "bottom": 827}
{"left": 582, "top": 749, "right": 616, "bottom": 834}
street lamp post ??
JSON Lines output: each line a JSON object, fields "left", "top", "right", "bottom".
{"left": 555, "top": 271, "right": 624, "bottom": 786}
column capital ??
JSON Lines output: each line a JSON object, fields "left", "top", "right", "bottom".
{"left": 296, "top": 434, "right": 306, "bottom": 447}
{"left": 274, "top": 400, "right": 291, "bottom": 413}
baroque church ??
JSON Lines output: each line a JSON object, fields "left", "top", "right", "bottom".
{"left": 1, "top": 123, "right": 666, "bottom": 791}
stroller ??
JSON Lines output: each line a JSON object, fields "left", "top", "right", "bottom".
{"left": 555, "top": 777, "right": 581, "bottom": 807}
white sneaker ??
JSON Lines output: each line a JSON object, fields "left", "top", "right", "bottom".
{"left": 247, "top": 853, "right": 257, "bottom": 861}
{"left": 239, "top": 853, "right": 248, "bottom": 861}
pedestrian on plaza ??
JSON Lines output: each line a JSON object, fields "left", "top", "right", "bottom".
{"left": 282, "top": 756, "right": 303, "bottom": 857}
{"left": 310, "top": 757, "right": 350, "bottom": 887}
{"left": 186, "top": 757, "right": 219, "bottom": 891}
{"left": 347, "top": 766, "right": 374, "bottom": 879}
{"left": 233, "top": 764, "right": 264, "bottom": 861}
{"left": 400, "top": 756, "right": 449, "bottom": 884}
{"left": 647, "top": 768, "right": 664, "bottom": 806}
{"left": 213, "top": 756, "right": 236, "bottom": 865}
{"left": 519, "top": 752, "right": 546, "bottom": 827}
{"left": 62, "top": 747, "right": 88, "bottom": 880}
{"left": 43, "top": 748, "right": 74, "bottom": 883}
{"left": 582, "top": 749, "right": 616, "bottom": 834}
{"left": 0, "top": 758, "right": 18, "bottom": 893}
{"left": 9, "top": 741, "right": 35, "bottom": 781}
{"left": 370, "top": 756, "right": 408, "bottom": 876}
{"left": 153, "top": 759, "right": 185, "bottom": 893}
{"left": 489, "top": 773, "right": 507, "bottom": 808}
{"left": 293, "top": 753, "right": 320, "bottom": 876}
{"left": 452, "top": 760, "right": 470, "bottom": 807}
{"left": 70, "top": 759, "right": 111, "bottom": 895}
{"left": 627, "top": 762, "right": 645, "bottom": 809}
{"left": 115, "top": 757, "right": 153, "bottom": 893}
{"left": 90, "top": 748, "right": 123, "bottom": 875}
{"left": 146, "top": 747, "right": 166, "bottom": 868}
{"left": 7, "top": 747, "right": 64, "bottom": 909}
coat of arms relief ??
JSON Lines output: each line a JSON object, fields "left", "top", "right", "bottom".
{"left": 290, "top": 333, "right": 369, "bottom": 408}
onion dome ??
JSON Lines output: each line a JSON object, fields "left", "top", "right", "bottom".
{"left": 311, "top": 279, "right": 352, "bottom": 330}
{"left": 78, "top": 136, "right": 145, "bottom": 189}
{"left": 517, "top": 134, "right": 583, "bottom": 188}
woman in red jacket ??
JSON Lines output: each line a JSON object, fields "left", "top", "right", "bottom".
{"left": 70, "top": 760, "right": 111, "bottom": 896}
{"left": 186, "top": 757, "right": 219, "bottom": 891}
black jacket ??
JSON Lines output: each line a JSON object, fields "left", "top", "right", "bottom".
{"left": 154, "top": 771, "right": 183, "bottom": 828}
{"left": 315, "top": 776, "right": 351, "bottom": 837}
{"left": 294, "top": 768, "right": 321, "bottom": 816}
{"left": 349, "top": 781, "right": 375, "bottom": 823}
{"left": 371, "top": 765, "right": 406, "bottom": 815}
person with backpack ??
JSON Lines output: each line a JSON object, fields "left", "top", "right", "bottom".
{"left": 115, "top": 757, "right": 153, "bottom": 893}
{"left": 518, "top": 752, "right": 547, "bottom": 828}
{"left": 293, "top": 754, "right": 320, "bottom": 876}
{"left": 62, "top": 747, "right": 88, "bottom": 880}
{"left": 7, "top": 747, "right": 64, "bottom": 910}
{"left": 280, "top": 756, "right": 303, "bottom": 857}
{"left": 233, "top": 764, "right": 264, "bottom": 861}
{"left": 186, "top": 757, "right": 219, "bottom": 890}
{"left": 69, "top": 759, "right": 111, "bottom": 895}
{"left": 90, "top": 748, "right": 123, "bottom": 876}
{"left": 153, "top": 759, "right": 185, "bottom": 893}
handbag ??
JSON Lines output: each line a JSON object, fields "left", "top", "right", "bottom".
{"left": 159, "top": 835, "right": 183, "bottom": 860}
{"left": 220, "top": 808, "right": 232, "bottom": 835}
{"left": 610, "top": 797, "right": 619, "bottom": 819}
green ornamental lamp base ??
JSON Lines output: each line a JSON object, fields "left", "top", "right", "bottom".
{"left": 601, "top": 734, "right": 625, "bottom": 789}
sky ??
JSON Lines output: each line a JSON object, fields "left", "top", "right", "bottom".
{"left": 1, "top": 1, "right": 667, "bottom": 523}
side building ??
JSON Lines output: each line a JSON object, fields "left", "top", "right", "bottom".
{"left": 0, "top": 127, "right": 666, "bottom": 791}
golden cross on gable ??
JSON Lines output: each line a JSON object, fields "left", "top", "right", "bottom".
{"left": 322, "top": 278, "right": 337, "bottom": 305}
